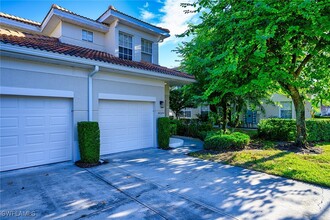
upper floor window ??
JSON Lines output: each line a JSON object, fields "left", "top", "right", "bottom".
{"left": 141, "top": 39, "right": 152, "bottom": 63}
{"left": 119, "top": 32, "right": 133, "bottom": 60}
{"left": 280, "top": 101, "right": 292, "bottom": 119}
{"left": 82, "top": 30, "right": 93, "bottom": 42}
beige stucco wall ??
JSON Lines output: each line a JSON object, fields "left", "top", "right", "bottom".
{"left": 113, "top": 23, "right": 160, "bottom": 64}
{"left": 60, "top": 22, "right": 106, "bottom": 51}
{"left": 165, "top": 84, "right": 170, "bottom": 117}
{"left": 0, "top": 56, "right": 166, "bottom": 161}
{"left": 260, "top": 94, "right": 312, "bottom": 120}
{"left": 49, "top": 21, "right": 62, "bottom": 38}
{"left": 45, "top": 21, "right": 160, "bottom": 65}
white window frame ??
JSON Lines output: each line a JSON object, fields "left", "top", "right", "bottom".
{"left": 119, "top": 32, "right": 133, "bottom": 60}
{"left": 180, "top": 109, "right": 192, "bottom": 118}
{"left": 279, "top": 101, "right": 293, "bottom": 119}
{"left": 82, "top": 30, "right": 93, "bottom": 42}
{"left": 141, "top": 38, "right": 152, "bottom": 63}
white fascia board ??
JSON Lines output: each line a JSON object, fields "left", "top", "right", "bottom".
{"left": 99, "top": 93, "right": 156, "bottom": 102}
{"left": 98, "top": 10, "right": 169, "bottom": 38}
{"left": 0, "top": 43, "right": 195, "bottom": 84}
{"left": 41, "top": 9, "right": 109, "bottom": 33}
{"left": 0, "top": 17, "right": 41, "bottom": 33}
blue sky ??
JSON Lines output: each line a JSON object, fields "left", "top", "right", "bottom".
{"left": 1, "top": 0, "right": 198, "bottom": 68}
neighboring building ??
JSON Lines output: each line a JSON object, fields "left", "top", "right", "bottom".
{"left": 243, "top": 94, "right": 312, "bottom": 127}
{"left": 172, "top": 94, "right": 312, "bottom": 127}
{"left": 169, "top": 105, "right": 210, "bottom": 119}
{"left": 321, "top": 106, "right": 330, "bottom": 116}
{"left": 260, "top": 94, "right": 312, "bottom": 118}
{"left": 0, "top": 5, "right": 194, "bottom": 171}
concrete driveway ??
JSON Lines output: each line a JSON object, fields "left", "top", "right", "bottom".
{"left": 1, "top": 137, "right": 329, "bottom": 219}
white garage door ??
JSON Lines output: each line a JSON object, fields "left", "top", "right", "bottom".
{"left": 99, "top": 100, "right": 154, "bottom": 155}
{"left": 0, "top": 96, "right": 72, "bottom": 171}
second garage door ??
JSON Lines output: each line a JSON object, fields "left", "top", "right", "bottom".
{"left": 99, "top": 100, "right": 154, "bottom": 155}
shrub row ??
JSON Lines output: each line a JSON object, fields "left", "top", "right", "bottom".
{"left": 258, "top": 118, "right": 330, "bottom": 141}
{"left": 204, "top": 132, "right": 250, "bottom": 151}
{"left": 170, "top": 119, "right": 213, "bottom": 140}
{"left": 157, "top": 117, "right": 171, "bottom": 149}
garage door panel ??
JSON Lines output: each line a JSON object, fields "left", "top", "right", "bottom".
{"left": 25, "top": 151, "right": 45, "bottom": 163}
{"left": 25, "top": 133, "right": 46, "bottom": 144}
{"left": 1, "top": 136, "right": 19, "bottom": 148}
{"left": 0, "top": 117, "right": 19, "bottom": 128}
{"left": 49, "top": 148, "right": 68, "bottom": 160}
{"left": 0, "top": 97, "right": 19, "bottom": 107}
{"left": 99, "top": 100, "right": 154, "bottom": 155}
{"left": 0, "top": 96, "right": 72, "bottom": 171}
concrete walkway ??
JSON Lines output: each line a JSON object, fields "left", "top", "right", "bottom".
{"left": 1, "top": 137, "right": 329, "bottom": 219}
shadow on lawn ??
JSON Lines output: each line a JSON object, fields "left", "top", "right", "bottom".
{"left": 95, "top": 139, "right": 327, "bottom": 220}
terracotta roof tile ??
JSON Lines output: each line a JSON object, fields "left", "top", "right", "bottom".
{"left": 49, "top": 4, "right": 108, "bottom": 26}
{"left": 0, "top": 12, "right": 41, "bottom": 26}
{"left": 0, "top": 28, "right": 194, "bottom": 80}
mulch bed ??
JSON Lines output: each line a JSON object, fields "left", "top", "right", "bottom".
{"left": 75, "top": 159, "right": 109, "bottom": 168}
{"left": 247, "top": 140, "right": 323, "bottom": 154}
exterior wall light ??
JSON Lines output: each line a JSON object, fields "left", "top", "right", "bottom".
{"left": 160, "top": 101, "right": 164, "bottom": 108}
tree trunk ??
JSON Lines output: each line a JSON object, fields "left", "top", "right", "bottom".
{"left": 290, "top": 89, "right": 307, "bottom": 148}
{"left": 233, "top": 100, "right": 244, "bottom": 128}
{"left": 221, "top": 98, "right": 228, "bottom": 133}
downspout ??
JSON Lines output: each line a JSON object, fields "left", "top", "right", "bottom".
{"left": 88, "top": 65, "right": 99, "bottom": 121}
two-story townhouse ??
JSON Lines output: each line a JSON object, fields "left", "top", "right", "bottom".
{"left": 0, "top": 4, "right": 195, "bottom": 171}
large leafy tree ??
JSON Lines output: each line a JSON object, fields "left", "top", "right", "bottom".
{"left": 179, "top": 0, "right": 330, "bottom": 147}
{"left": 169, "top": 86, "right": 196, "bottom": 118}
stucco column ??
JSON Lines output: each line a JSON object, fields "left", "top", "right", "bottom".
{"left": 165, "top": 83, "right": 170, "bottom": 117}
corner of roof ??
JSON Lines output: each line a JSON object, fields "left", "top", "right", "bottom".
{"left": 97, "top": 5, "right": 170, "bottom": 34}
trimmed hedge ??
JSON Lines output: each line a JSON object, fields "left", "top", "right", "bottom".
{"left": 171, "top": 119, "right": 213, "bottom": 140}
{"left": 157, "top": 117, "right": 171, "bottom": 149}
{"left": 77, "top": 122, "right": 100, "bottom": 163}
{"left": 258, "top": 118, "right": 330, "bottom": 141}
{"left": 204, "top": 132, "right": 250, "bottom": 151}
{"left": 169, "top": 122, "right": 177, "bottom": 136}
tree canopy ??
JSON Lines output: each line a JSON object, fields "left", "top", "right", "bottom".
{"left": 169, "top": 86, "right": 196, "bottom": 118}
{"left": 179, "top": 0, "right": 330, "bottom": 147}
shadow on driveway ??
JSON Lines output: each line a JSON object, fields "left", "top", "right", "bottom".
{"left": 1, "top": 137, "right": 329, "bottom": 219}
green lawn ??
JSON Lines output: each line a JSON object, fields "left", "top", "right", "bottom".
{"left": 189, "top": 143, "right": 330, "bottom": 187}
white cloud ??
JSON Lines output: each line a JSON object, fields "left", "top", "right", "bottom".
{"left": 156, "top": 0, "right": 199, "bottom": 45}
{"left": 141, "top": 9, "right": 156, "bottom": 20}
{"left": 140, "top": 2, "right": 156, "bottom": 21}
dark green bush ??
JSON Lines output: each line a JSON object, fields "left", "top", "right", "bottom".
{"left": 258, "top": 118, "right": 330, "bottom": 141}
{"left": 306, "top": 119, "right": 330, "bottom": 141}
{"left": 258, "top": 119, "right": 295, "bottom": 141}
{"left": 157, "top": 117, "right": 171, "bottom": 149}
{"left": 170, "top": 119, "right": 213, "bottom": 140}
{"left": 169, "top": 123, "right": 177, "bottom": 136}
{"left": 77, "top": 121, "right": 100, "bottom": 163}
{"left": 204, "top": 132, "right": 250, "bottom": 151}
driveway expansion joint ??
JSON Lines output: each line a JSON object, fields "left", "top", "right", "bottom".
{"left": 107, "top": 161, "right": 238, "bottom": 220}
{"left": 84, "top": 168, "right": 169, "bottom": 220}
